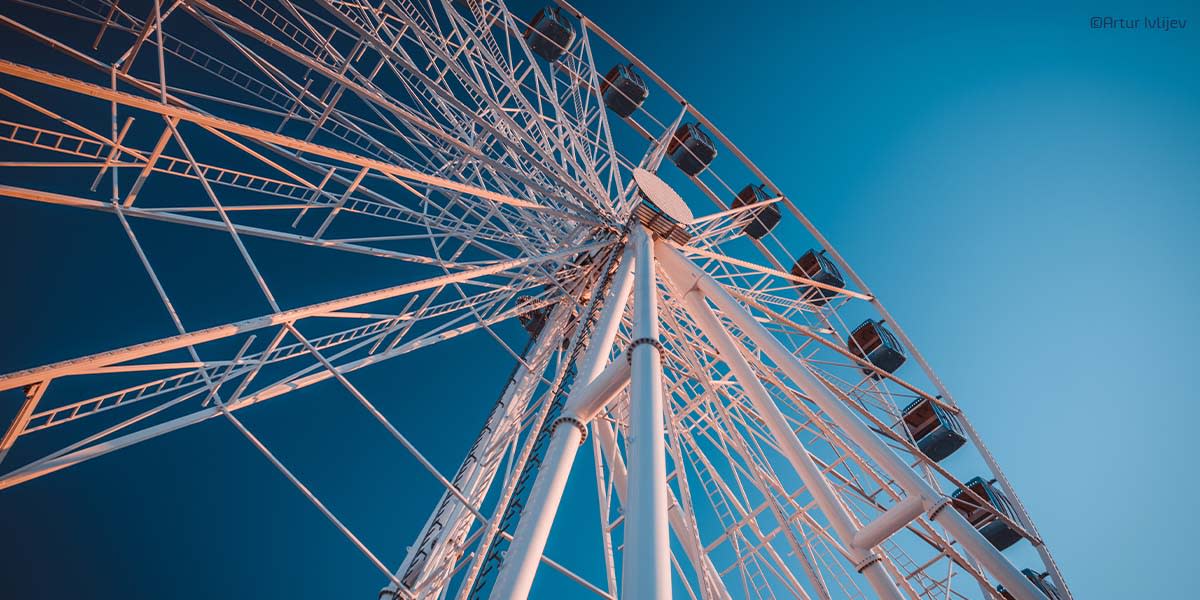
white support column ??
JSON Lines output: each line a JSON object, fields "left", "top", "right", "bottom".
{"left": 594, "top": 420, "right": 733, "bottom": 600}
{"left": 655, "top": 242, "right": 1048, "bottom": 600}
{"left": 488, "top": 244, "right": 637, "bottom": 600}
{"left": 623, "top": 225, "right": 672, "bottom": 600}
{"left": 394, "top": 301, "right": 569, "bottom": 596}
{"left": 660, "top": 270, "right": 904, "bottom": 600}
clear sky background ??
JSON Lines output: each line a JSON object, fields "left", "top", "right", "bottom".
{"left": 1, "top": 1, "right": 1198, "bottom": 599}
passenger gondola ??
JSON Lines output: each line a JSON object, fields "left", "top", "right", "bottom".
{"left": 900, "top": 396, "right": 966, "bottom": 462}
{"left": 951, "top": 477, "right": 1024, "bottom": 551}
{"left": 791, "top": 249, "right": 843, "bottom": 305}
{"left": 846, "top": 319, "right": 906, "bottom": 377}
{"left": 600, "top": 64, "right": 648, "bottom": 118}
{"left": 730, "top": 184, "right": 781, "bottom": 239}
{"left": 524, "top": 7, "right": 575, "bottom": 62}
{"left": 667, "top": 123, "right": 717, "bottom": 176}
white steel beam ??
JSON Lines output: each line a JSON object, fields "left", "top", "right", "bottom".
{"left": 0, "top": 57, "right": 600, "bottom": 225}
{"left": 851, "top": 494, "right": 925, "bottom": 552}
{"left": 659, "top": 271, "right": 904, "bottom": 600}
{"left": 0, "top": 294, "right": 559, "bottom": 491}
{"left": 654, "top": 242, "right": 1048, "bottom": 600}
{"left": 0, "top": 239, "right": 605, "bottom": 392}
{"left": 390, "top": 303, "right": 567, "bottom": 595}
{"left": 622, "top": 225, "right": 671, "bottom": 600}
{"left": 0, "top": 382, "right": 47, "bottom": 465}
{"left": 488, "top": 243, "right": 635, "bottom": 600}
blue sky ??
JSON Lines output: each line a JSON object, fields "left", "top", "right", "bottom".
{"left": 2, "top": 1, "right": 1198, "bottom": 599}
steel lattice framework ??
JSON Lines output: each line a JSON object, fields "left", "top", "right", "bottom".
{"left": 0, "top": 1, "right": 1070, "bottom": 599}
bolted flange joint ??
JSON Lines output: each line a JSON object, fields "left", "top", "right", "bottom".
{"left": 552, "top": 415, "right": 588, "bottom": 445}
{"left": 926, "top": 496, "right": 952, "bottom": 521}
{"left": 853, "top": 552, "right": 883, "bottom": 574}
{"left": 626, "top": 337, "right": 664, "bottom": 364}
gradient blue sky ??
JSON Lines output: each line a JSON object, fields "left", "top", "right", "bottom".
{"left": 2, "top": 1, "right": 1198, "bottom": 599}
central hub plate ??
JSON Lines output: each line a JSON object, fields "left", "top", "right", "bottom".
{"left": 633, "top": 168, "right": 693, "bottom": 225}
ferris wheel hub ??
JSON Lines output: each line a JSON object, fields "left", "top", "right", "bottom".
{"left": 632, "top": 168, "right": 692, "bottom": 224}
{"left": 631, "top": 168, "right": 692, "bottom": 244}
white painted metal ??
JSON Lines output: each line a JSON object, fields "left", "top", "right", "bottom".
{"left": 488, "top": 246, "right": 635, "bottom": 600}
{"left": 391, "top": 302, "right": 571, "bottom": 597}
{"left": 633, "top": 167, "right": 693, "bottom": 224}
{"left": 853, "top": 495, "right": 926, "bottom": 552}
{"left": 656, "top": 242, "right": 1048, "bottom": 600}
{"left": 660, "top": 269, "right": 906, "bottom": 600}
{"left": 623, "top": 225, "right": 672, "bottom": 599}
{"left": 0, "top": 2, "right": 1070, "bottom": 598}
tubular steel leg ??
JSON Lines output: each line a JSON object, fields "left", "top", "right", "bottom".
{"left": 623, "top": 225, "right": 672, "bottom": 600}
{"left": 488, "top": 246, "right": 636, "bottom": 600}
{"left": 393, "top": 302, "right": 571, "bottom": 596}
{"left": 662, "top": 272, "right": 905, "bottom": 600}
{"left": 655, "top": 242, "right": 1047, "bottom": 600}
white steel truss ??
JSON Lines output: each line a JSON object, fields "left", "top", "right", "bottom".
{"left": 0, "top": 1, "right": 1069, "bottom": 600}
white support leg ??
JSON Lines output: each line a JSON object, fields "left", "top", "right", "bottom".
{"left": 655, "top": 242, "right": 1048, "bottom": 600}
{"left": 594, "top": 420, "right": 733, "bottom": 600}
{"left": 488, "top": 244, "right": 637, "bottom": 600}
{"left": 394, "top": 301, "right": 570, "bottom": 596}
{"left": 623, "top": 225, "right": 672, "bottom": 600}
{"left": 661, "top": 271, "right": 904, "bottom": 600}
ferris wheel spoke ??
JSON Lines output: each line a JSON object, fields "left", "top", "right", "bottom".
{"left": 206, "top": 338, "right": 408, "bottom": 589}
{"left": 731, "top": 353, "right": 1006, "bottom": 593}
{"left": 1, "top": 281, "right": 559, "bottom": 464}
{"left": 0, "top": 1, "right": 1071, "bottom": 598}
{"left": 0, "top": 239, "right": 601, "bottom": 393}
{"left": 659, "top": 259, "right": 988, "bottom": 599}
{"left": 403, "top": 0, "right": 617, "bottom": 211}
{"left": 315, "top": 0, "right": 612, "bottom": 216}
{"left": 198, "top": 0, "right": 601, "bottom": 217}
{"left": 185, "top": 11, "right": 425, "bottom": 167}
{"left": 431, "top": 5, "right": 606, "bottom": 193}
{"left": 0, "top": 282, "right": 567, "bottom": 493}
{"left": 0, "top": 68, "right": 584, "bottom": 220}
{"left": 0, "top": 96, "right": 609, "bottom": 270}
{"left": 5, "top": 11, "right": 604, "bottom": 231}
{"left": 0, "top": 182, "right": 490, "bottom": 265}
{"left": 180, "top": 0, "right": 476, "bottom": 156}
{"left": 50, "top": 0, "right": 427, "bottom": 168}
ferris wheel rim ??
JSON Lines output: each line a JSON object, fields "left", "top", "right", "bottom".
{"left": 0, "top": 1, "right": 1070, "bottom": 599}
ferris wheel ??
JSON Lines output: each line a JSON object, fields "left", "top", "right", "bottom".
{"left": 0, "top": 1, "right": 1071, "bottom": 599}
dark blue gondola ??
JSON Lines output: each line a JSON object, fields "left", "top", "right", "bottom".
{"left": 998, "top": 568, "right": 1062, "bottom": 600}
{"left": 791, "top": 249, "right": 843, "bottom": 306}
{"left": 600, "top": 64, "right": 648, "bottom": 118}
{"left": 951, "top": 477, "right": 1023, "bottom": 551}
{"left": 847, "top": 319, "right": 906, "bottom": 378}
{"left": 667, "top": 123, "right": 717, "bottom": 176}
{"left": 901, "top": 397, "right": 966, "bottom": 462}
{"left": 730, "top": 184, "right": 781, "bottom": 240}
{"left": 524, "top": 7, "right": 575, "bottom": 62}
